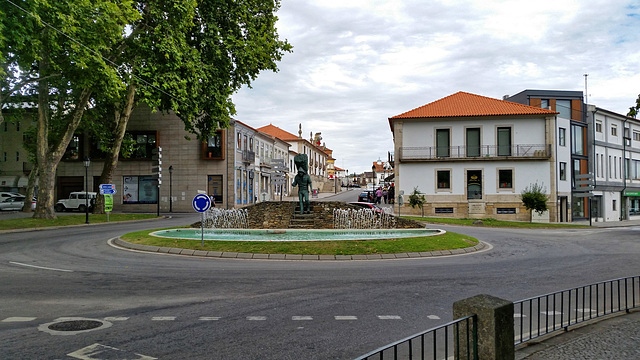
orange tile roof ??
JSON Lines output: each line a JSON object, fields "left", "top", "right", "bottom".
{"left": 390, "top": 91, "right": 558, "bottom": 119}
{"left": 256, "top": 124, "right": 300, "bottom": 141}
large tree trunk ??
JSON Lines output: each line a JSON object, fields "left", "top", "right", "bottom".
{"left": 22, "top": 167, "right": 38, "bottom": 212}
{"left": 93, "top": 82, "right": 137, "bottom": 214}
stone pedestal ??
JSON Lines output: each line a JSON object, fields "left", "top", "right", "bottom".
{"left": 453, "top": 294, "right": 514, "bottom": 360}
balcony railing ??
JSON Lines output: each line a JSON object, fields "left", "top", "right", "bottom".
{"left": 242, "top": 150, "right": 255, "bottom": 163}
{"left": 399, "top": 144, "right": 551, "bottom": 161}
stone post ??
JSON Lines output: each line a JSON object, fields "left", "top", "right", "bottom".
{"left": 453, "top": 294, "right": 514, "bottom": 360}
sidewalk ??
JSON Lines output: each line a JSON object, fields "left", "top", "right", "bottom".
{"left": 516, "top": 310, "right": 640, "bottom": 360}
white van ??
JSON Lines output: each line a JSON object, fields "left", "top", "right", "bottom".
{"left": 55, "top": 192, "right": 97, "bottom": 212}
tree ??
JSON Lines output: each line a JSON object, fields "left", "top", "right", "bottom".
{"left": 628, "top": 94, "right": 640, "bottom": 118}
{"left": 409, "top": 186, "right": 426, "bottom": 217}
{"left": 2, "top": 0, "right": 291, "bottom": 218}
{"left": 521, "top": 182, "right": 549, "bottom": 222}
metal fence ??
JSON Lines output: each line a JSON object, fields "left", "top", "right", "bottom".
{"left": 354, "top": 315, "right": 478, "bottom": 360}
{"left": 399, "top": 144, "right": 550, "bottom": 161}
{"left": 514, "top": 275, "right": 640, "bottom": 345}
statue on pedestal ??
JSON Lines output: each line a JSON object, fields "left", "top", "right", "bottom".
{"left": 292, "top": 154, "right": 312, "bottom": 214}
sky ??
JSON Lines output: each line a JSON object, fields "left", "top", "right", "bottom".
{"left": 232, "top": 0, "right": 640, "bottom": 175}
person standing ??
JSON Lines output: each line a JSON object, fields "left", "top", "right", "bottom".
{"left": 376, "top": 187, "right": 383, "bottom": 205}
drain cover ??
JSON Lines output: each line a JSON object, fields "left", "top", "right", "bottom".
{"left": 39, "top": 318, "right": 112, "bottom": 336}
{"left": 48, "top": 320, "right": 103, "bottom": 332}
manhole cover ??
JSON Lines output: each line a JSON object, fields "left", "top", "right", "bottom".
{"left": 48, "top": 320, "right": 103, "bottom": 331}
{"left": 39, "top": 318, "right": 112, "bottom": 336}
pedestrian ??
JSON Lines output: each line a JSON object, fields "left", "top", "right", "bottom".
{"left": 382, "top": 187, "right": 388, "bottom": 204}
{"left": 376, "top": 187, "right": 383, "bottom": 205}
{"left": 210, "top": 195, "right": 216, "bottom": 207}
{"left": 389, "top": 184, "right": 395, "bottom": 204}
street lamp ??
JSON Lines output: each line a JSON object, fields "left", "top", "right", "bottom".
{"left": 83, "top": 157, "right": 90, "bottom": 224}
{"left": 169, "top": 165, "right": 173, "bottom": 213}
{"left": 371, "top": 164, "right": 376, "bottom": 188}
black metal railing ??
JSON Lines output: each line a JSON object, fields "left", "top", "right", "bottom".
{"left": 400, "top": 144, "right": 551, "bottom": 161}
{"left": 514, "top": 276, "right": 640, "bottom": 345}
{"left": 354, "top": 315, "right": 478, "bottom": 360}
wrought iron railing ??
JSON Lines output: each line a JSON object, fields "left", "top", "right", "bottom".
{"left": 514, "top": 276, "right": 640, "bottom": 345}
{"left": 354, "top": 315, "right": 478, "bottom": 360}
{"left": 400, "top": 144, "right": 551, "bottom": 161}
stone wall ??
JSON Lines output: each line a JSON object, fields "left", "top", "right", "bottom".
{"left": 245, "top": 201, "right": 424, "bottom": 229}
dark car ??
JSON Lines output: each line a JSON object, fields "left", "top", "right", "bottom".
{"left": 357, "top": 191, "right": 373, "bottom": 202}
{"left": 348, "top": 202, "right": 384, "bottom": 213}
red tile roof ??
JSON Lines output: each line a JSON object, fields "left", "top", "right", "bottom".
{"left": 256, "top": 124, "right": 300, "bottom": 141}
{"left": 390, "top": 91, "right": 558, "bottom": 119}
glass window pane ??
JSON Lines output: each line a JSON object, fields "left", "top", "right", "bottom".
{"left": 497, "top": 127, "right": 511, "bottom": 156}
{"left": 466, "top": 128, "right": 480, "bottom": 157}
{"left": 436, "top": 129, "right": 450, "bottom": 157}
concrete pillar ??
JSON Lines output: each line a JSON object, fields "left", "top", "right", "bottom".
{"left": 453, "top": 294, "right": 514, "bottom": 360}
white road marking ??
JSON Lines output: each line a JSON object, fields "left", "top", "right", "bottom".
{"left": 377, "top": 315, "right": 402, "bottom": 320}
{"left": 427, "top": 315, "right": 441, "bottom": 320}
{"left": 68, "top": 343, "right": 157, "bottom": 360}
{"left": 292, "top": 316, "right": 313, "bottom": 321}
{"left": 541, "top": 311, "right": 563, "bottom": 316}
{"left": 2, "top": 317, "right": 37, "bottom": 322}
{"left": 335, "top": 316, "right": 358, "bottom": 320}
{"left": 9, "top": 261, "right": 73, "bottom": 272}
{"left": 577, "top": 308, "right": 596, "bottom": 313}
{"left": 151, "top": 316, "right": 176, "bottom": 321}
{"left": 247, "top": 316, "right": 267, "bottom": 321}
{"left": 199, "top": 317, "right": 221, "bottom": 321}
{"left": 514, "top": 313, "right": 527, "bottom": 318}
{"left": 104, "top": 317, "right": 129, "bottom": 321}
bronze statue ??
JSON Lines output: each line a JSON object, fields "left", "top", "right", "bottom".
{"left": 292, "top": 154, "right": 312, "bottom": 214}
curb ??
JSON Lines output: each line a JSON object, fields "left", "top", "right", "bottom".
{"left": 110, "top": 237, "right": 488, "bottom": 261}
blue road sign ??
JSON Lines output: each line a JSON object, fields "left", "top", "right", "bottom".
{"left": 100, "top": 184, "right": 115, "bottom": 190}
{"left": 101, "top": 189, "right": 117, "bottom": 195}
{"left": 192, "top": 194, "right": 211, "bottom": 213}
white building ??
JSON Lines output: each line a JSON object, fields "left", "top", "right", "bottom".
{"left": 390, "top": 91, "right": 560, "bottom": 222}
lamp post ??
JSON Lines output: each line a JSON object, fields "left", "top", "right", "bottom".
{"left": 169, "top": 165, "right": 173, "bottom": 213}
{"left": 83, "top": 157, "right": 90, "bottom": 224}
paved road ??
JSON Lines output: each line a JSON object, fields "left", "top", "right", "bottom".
{"left": 1, "top": 200, "right": 639, "bottom": 359}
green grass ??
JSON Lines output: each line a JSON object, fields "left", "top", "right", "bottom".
{"left": 0, "top": 213, "right": 159, "bottom": 231}
{"left": 121, "top": 228, "right": 478, "bottom": 255}
{"left": 403, "top": 216, "right": 590, "bottom": 228}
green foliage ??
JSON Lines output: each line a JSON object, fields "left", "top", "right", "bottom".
{"left": 409, "top": 187, "right": 426, "bottom": 209}
{"left": 521, "top": 182, "right": 549, "bottom": 217}
{"left": 628, "top": 94, "right": 640, "bottom": 118}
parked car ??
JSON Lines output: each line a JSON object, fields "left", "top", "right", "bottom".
{"left": 0, "top": 192, "right": 21, "bottom": 200}
{"left": 0, "top": 196, "right": 36, "bottom": 211}
{"left": 55, "top": 191, "right": 97, "bottom": 212}
{"left": 348, "top": 202, "right": 384, "bottom": 213}
{"left": 357, "top": 191, "right": 373, "bottom": 202}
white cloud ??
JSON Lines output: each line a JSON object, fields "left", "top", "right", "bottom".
{"left": 232, "top": 0, "right": 640, "bottom": 174}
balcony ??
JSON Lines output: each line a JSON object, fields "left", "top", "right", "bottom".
{"left": 242, "top": 150, "right": 255, "bottom": 163}
{"left": 399, "top": 144, "right": 552, "bottom": 162}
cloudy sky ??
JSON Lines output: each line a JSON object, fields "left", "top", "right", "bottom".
{"left": 232, "top": 0, "right": 640, "bottom": 175}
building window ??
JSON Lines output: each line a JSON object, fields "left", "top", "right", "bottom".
{"left": 611, "top": 125, "right": 617, "bottom": 137}
{"left": 236, "top": 132, "right": 242, "bottom": 150}
{"left": 609, "top": 156, "right": 612, "bottom": 178}
{"left": 207, "top": 175, "right": 223, "bottom": 204}
{"left": 557, "top": 99, "right": 571, "bottom": 119}
{"left": 498, "top": 169, "right": 513, "bottom": 189}
{"left": 466, "top": 128, "right": 481, "bottom": 157}
{"left": 571, "top": 125, "right": 584, "bottom": 155}
{"left": 16, "top": 121, "right": 20, "bottom": 132}
{"left": 122, "top": 176, "right": 158, "bottom": 204}
{"left": 16, "top": 151, "right": 19, "bottom": 161}
{"left": 203, "top": 130, "right": 224, "bottom": 159}
{"left": 630, "top": 199, "right": 640, "bottom": 216}
{"left": 436, "top": 170, "right": 450, "bottom": 189}
{"left": 634, "top": 131, "right": 640, "bottom": 141}
{"left": 613, "top": 199, "right": 617, "bottom": 211}
{"left": 560, "top": 162, "right": 567, "bottom": 180}
{"left": 559, "top": 128, "right": 566, "bottom": 146}
{"left": 124, "top": 132, "right": 157, "bottom": 159}
{"left": 497, "top": 208, "right": 516, "bottom": 214}
{"left": 467, "top": 170, "right": 482, "bottom": 199}
{"left": 2, "top": 152, "right": 6, "bottom": 162}
{"left": 63, "top": 135, "right": 81, "bottom": 160}
{"left": 541, "top": 99, "right": 549, "bottom": 109}
{"left": 436, "top": 129, "right": 450, "bottom": 157}
{"left": 497, "top": 127, "right": 511, "bottom": 156}
{"left": 596, "top": 121, "right": 602, "bottom": 133}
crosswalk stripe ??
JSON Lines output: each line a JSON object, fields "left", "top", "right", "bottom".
{"left": 104, "top": 317, "right": 129, "bottom": 321}
{"left": 247, "top": 316, "right": 267, "bottom": 321}
{"left": 377, "top": 315, "right": 402, "bottom": 320}
{"left": 1, "top": 317, "right": 37, "bottom": 322}
{"left": 199, "top": 317, "right": 221, "bottom": 321}
{"left": 335, "top": 316, "right": 358, "bottom": 320}
{"left": 292, "top": 316, "right": 313, "bottom": 321}
{"left": 151, "top": 317, "right": 176, "bottom": 321}
{"left": 427, "top": 315, "right": 441, "bottom": 320}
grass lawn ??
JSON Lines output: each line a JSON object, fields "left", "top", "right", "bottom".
{"left": 121, "top": 228, "right": 479, "bottom": 255}
{"left": 0, "top": 213, "right": 159, "bottom": 231}
{"left": 403, "top": 216, "right": 591, "bottom": 228}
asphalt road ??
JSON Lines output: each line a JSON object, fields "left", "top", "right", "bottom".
{"left": 1, "top": 195, "right": 639, "bottom": 359}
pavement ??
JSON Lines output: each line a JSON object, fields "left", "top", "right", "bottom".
{"left": 3, "top": 194, "right": 640, "bottom": 358}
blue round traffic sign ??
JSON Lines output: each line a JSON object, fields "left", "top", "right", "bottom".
{"left": 192, "top": 194, "right": 211, "bottom": 213}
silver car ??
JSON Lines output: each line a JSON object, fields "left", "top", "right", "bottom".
{"left": 0, "top": 196, "right": 36, "bottom": 211}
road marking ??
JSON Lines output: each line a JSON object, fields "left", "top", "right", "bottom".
{"left": 377, "top": 315, "right": 402, "bottom": 320}
{"left": 541, "top": 311, "right": 563, "bottom": 316}
{"left": 427, "top": 315, "right": 441, "bottom": 320}
{"left": 577, "top": 308, "right": 596, "bottom": 313}
{"left": 151, "top": 317, "right": 176, "bottom": 321}
{"left": 514, "top": 313, "right": 526, "bottom": 318}
{"left": 68, "top": 343, "right": 157, "bottom": 360}
{"left": 292, "top": 316, "right": 313, "bottom": 321}
{"left": 104, "top": 317, "right": 129, "bottom": 321}
{"left": 199, "top": 317, "right": 221, "bottom": 321}
{"left": 247, "top": 316, "right": 267, "bottom": 321}
{"left": 9, "top": 261, "right": 73, "bottom": 273}
{"left": 2, "top": 317, "right": 37, "bottom": 322}
{"left": 335, "top": 316, "right": 358, "bottom": 320}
